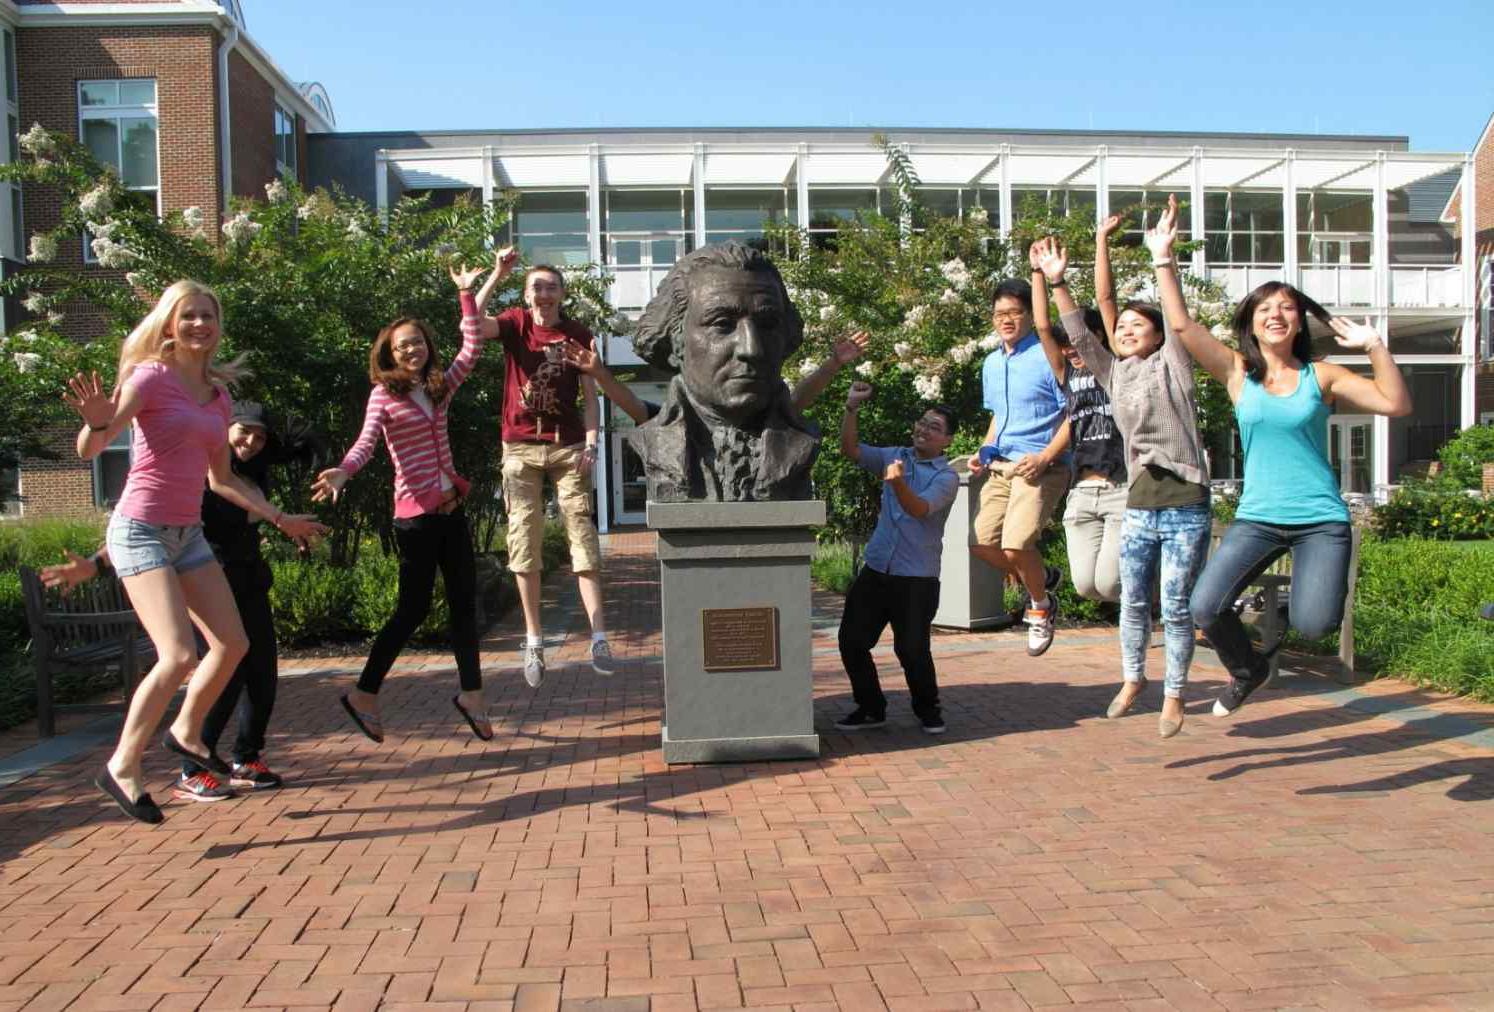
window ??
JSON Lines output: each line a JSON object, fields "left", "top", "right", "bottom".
{"left": 1204, "top": 190, "right": 1284, "bottom": 264}
{"left": 0, "top": 463, "right": 18, "bottom": 517}
{"left": 1012, "top": 187, "right": 1096, "bottom": 222}
{"left": 1297, "top": 191, "right": 1371, "bottom": 265}
{"left": 274, "top": 101, "right": 296, "bottom": 176}
{"left": 1, "top": 28, "right": 19, "bottom": 264}
{"left": 93, "top": 428, "right": 132, "bottom": 507}
{"left": 806, "top": 188, "right": 878, "bottom": 247}
{"left": 1108, "top": 189, "right": 1192, "bottom": 247}
{"left": 704, "top": 188, "right": 793, "bottom": 246}
{"left": 504, "top": 191, "right": 589, "bottom": 266}
{"left": 79, "top": 80, "right": 159, "bottom": 263}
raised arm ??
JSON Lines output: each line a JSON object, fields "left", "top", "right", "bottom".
{"left": 1317, "top": 318, "right": 1412, "bottom": 417}
{"left": 1027, "top": 240, "right": 1067, "bottom": 382}
{"left": 790, "top": 330, "right": 869, "bottom": 412}
{"left": 562, "top": 340, "right": 651, "bottom": 425}
{"left": 65, "top": 370, "right": 145, "bottom": 461}
{"left": 444, "top": 265, "right": 490, "bottom": 392}
{"left": 1148, "top": 194, "right": 1242, "bottom": 394}
{"left": 1095, "top": 214, "right": 1123, "bottom": 341}
{"left": 840, "top": 380, "right": 872, "bottom": 464}
{"left": 473, "top": 246, "right": 519, "bottom": 314}
{"left": 1038, "top": 238, "right": 1113, "bottom": 390}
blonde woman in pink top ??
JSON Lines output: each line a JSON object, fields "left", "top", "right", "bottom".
{"left": 65, "top": 281, "right": 326, "bottom": 824}
{"left": 313, "top": 255, "right": 515, "bottom": 745}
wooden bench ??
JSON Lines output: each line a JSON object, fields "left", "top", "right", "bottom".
{"left": 1209, "top": 523, "right": 1362, "bottom": 681}
{"left": 19, "top": 565, "right": 154, "bottom": 737}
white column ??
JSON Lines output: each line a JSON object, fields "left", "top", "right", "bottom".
{"left": 1095, "top": 145, "right": 1108, "bottom": 227}
{"left": 1282, "top": 149, "right": 1298, "bottom": 286}
{"left": 998, "top": 144, "right": 1012, "bottom": 239}
{"left": 1460, "top": 153, "right": 1477, "bottom": 428}
{"left": 795, "top": 143, "right": 810, "bottom": 229}
{"left": 587, "top": 144, "right": 608, "bottom": 533}
{"left": 480, "top": 145, "right": 494, "bottom": 206}
{"left": 587, "top": 144, "right": 602, "bottom": 265}
{"left": 1375, "top": 306, "right": 1392, "bottom": 492}
{"left": 1372, "top": 152, "right": 1389, "bottom": 314}
{"left": 374, "top": 150, "right": 388, "bottom": 222}
{"left": 1190, "top": 147, "right": 1206, "bottom": 276}
{"left": 693, "top": 142, "right": 707, "bottom": 249}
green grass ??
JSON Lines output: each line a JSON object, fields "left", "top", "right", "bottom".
{"left": 811, "top": 540, "right": 856, "bottom": 595}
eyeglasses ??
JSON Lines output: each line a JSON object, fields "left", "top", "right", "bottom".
{"left": 992, "top": 310, "right": 1026, "bottom": 323}
{"left": 913, "top": 417, "right": 948, "bottom": 435}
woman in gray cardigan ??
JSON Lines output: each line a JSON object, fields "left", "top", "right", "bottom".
{"left": 1033, "top": 233, "right": 1211, "bottom": 739}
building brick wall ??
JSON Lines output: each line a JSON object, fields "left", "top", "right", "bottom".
{"left": 228, "top": 47, "right": 277, "bottom": 200}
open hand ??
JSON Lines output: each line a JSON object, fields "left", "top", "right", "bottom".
{"left": 39, "top": 550, "right": 97, "bottom": 593}
{"left": 310, "top": 467, "right": 349, "bottom": 503}
{"left": 63, "top": 371, "right": 114, "bottom": 430}
{"left": 846, "top": 380, "right": 873, "bottom": 410}
{"left": 495, "top": 246, "right": 519, "bottom": 278}
{"left": 883, "top": 458, "right": 905, "bottom": 483}
{"left": 561, "top": 341, "right": 601, "bottom": 374}
{"left": 449, "top": 262, "right": 485, "bottom": 290}
{"left": 1328, "top": 315, "right": 1385, "bottom": 353}
{"left": 1144, "top": 194, "right": 1179, "bottom": 262}
{"left": 1035, "top": 237, "right": 1068, "bottom": 285}
{"left": 833, "top": 331, "right": 870, "bottom": 366}
{"left": 1098, "top": 213, "right": 1124, "bottom": 239}
{"left": 276, "top": 514, "right": 328, "bottom": 542}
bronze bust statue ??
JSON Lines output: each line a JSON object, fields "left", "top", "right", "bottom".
{"left": 628, "top": 242, "right": 819, "bottom": 502}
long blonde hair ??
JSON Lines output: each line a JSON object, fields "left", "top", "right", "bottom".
{"left": 117, "top": 280, "right": 247, "bottom": 388}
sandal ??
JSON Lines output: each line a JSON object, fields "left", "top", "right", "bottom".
{"left": 339, "top": 694, "right": 384, "bottom": 743}
{"left": 452, "top": 696, "right": 494, "bottom": 741}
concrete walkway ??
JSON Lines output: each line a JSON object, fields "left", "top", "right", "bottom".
{"left": 3, "top": 530, "right": 1494, "bottom": 1011}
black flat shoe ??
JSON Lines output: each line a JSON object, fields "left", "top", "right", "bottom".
{"left": 161, "top": 730, "right": 230, "bottom": 775}
{"left": 452, "top": 696, "right": 494, "bottom": 741}
{"left": 96, "top": 767, "right": 164, "bottom": 824}
{"left": 340, "top": 694, "right": 384, "bottom": 743}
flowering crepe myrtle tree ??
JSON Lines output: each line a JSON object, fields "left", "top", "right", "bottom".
{"left": 0, "top": 126, "right": 617, "bottom": 557}
{"left": 767, "top": 143, "right": 1234, "bottom": 540}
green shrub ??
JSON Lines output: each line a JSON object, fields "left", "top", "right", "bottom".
{"left": 1437, "top": 424, "right": 1494, "bottom": 490}
{"left": 811, "top": 540, "right": 856, "bottom": 595}
{"left": 267, "top": 559, "right": 360, "bottom": 646}
{"left": 1371, "top": 480, "right": 1494, "bottom": 539}
{"left": 0, "top": 515, "right": 106, "bottom": 570}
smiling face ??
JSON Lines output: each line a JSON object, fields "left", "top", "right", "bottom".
{"left": 910, "top": 409, "right": 954, "bottom": 458}
{"left": 1114, "top": 308, "right": 1164, "bottom": 360}
{"left": 167, "top": 294, "right": 221, "bottom": 356}
{"left": 228, "top": 422, "right": 267, "bottom": 462}
{"left": 991, "top": 295, "right": 1032, "bottom": 345}
{"left": 524, "top": 268, "right": 565, "bottom": 318}
{"left": 1251, "top": 289, "right": 1302, "bottom": 350}
{"left": 390, "top": 323, "right": 430, "bottom": 376}
{"left": 681, "top": 266, "right": 787, "bottom": 426}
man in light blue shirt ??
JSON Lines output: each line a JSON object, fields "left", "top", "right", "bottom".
{"left": 972, "top": 278, "right": 1071, "bottom": 657}
{"left": 833, "top": 379, "right": 960, "bottom": 735}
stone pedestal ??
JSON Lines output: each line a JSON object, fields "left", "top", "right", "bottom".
{"left": 932, "top": 467, "right": 1010, "bottom": 630}
{"left": 648, "top": 500, "right": 823, "bottom": 764}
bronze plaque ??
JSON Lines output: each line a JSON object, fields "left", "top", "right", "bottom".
{"left": 701, "top": 606, "right": 780, "bottom": 672}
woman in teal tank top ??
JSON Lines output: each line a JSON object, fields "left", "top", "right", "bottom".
{"left": 1147, "top": 195, "right": 1412, "bottom": 718}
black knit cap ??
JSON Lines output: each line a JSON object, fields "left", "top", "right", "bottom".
{"left": 230, "top": 401, "right": 270, "bottom": 431}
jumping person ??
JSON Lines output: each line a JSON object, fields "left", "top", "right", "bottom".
{"left": 476, "top": 258, "right": 611, "bottom": 686}
{"left": 64, "top": 281, "right": 325, "bottom": 823}
{"left": 1149, "top": 194, "right": 1412, "bottom": 717}
{"left": 41, "top": 403, "right": 321, "bottom": 797}
{"left": 313, "top": 260, "right": 506, "bottom": 743}
{"left": 970, "top": 279, "right": 1071, "bottom": 656}
{"left": 1034, "top": 229, "right": 1212, "bottom": 738}
{"left": 1027, "top": 240, "right": 1126, "bottom": 605}
{"left": 832, "top": 381, "right": 960, "bottom": 734}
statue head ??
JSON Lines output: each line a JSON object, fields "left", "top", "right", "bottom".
{"left": 634, "top": 242, "right": 805, "bottom": 428}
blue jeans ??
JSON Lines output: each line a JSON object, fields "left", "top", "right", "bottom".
{"left": 1189, "top": 519, "right": 1352, "bottom": 678}
{"left": 105, "top": 513, "right": 216, "bottom": 579}
{"left": 1119, "top": 505, "right": 1212, "bottom": 697}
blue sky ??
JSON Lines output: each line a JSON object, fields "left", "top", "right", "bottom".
{"left": 249, "top": 0, "right": 1492, "bottom": 151}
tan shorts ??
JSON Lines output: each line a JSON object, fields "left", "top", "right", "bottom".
{"left": 501, "top": 440, "right": 602, "bottom": 575}
{"left": 973, "top": 462, "right": 1070, "bottom": 552}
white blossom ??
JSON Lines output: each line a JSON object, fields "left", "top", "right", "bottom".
{"left": 939, "top": 288, "right": 960, "bottom": 305}
{"left": 913, "top": 373, "right": 943, "bottom": 400}
{"left": 978, "top": 332, "right": 1001, "bottom": 351}
{"left": 78, "top": 184, "right": 114, "bottom": 219}
{"left": 12, "top": 352, "right": 42, "bottom": 374}
{"left": 22, "top": 293, "right": 46, "bottom": 314}
{"left": 897, "top": 360, "right": 915, "bottom": 372}
{"left": 86, "top": 219, "right": 118, "bottom": 240}
{"left": 296, "top": 201, "right": 316, "bottom": 220}
{"left": 182, "top": 206, "right": 204, "bottom": 229}
{"left": 893, "top": 341, "right": 911, "bottom": 359}
{"left": 345, "top": 219, "right": 367, "bottom": 240}
{"left": 91, "top": 236, "right": 136, "bottom": 268}
{"left": 949, "top": 343, "right": 974, "bottom": 365}
{"left": 125, "top": 272, "right": 145, "bottom": 288}
{"left": 28, "top": 234, "right": 57, "bottom": 262}
{"left": 797, "top": 359, "right": 818, "bottom": 377}
{"left": 939, "top": 258, "right": 971, "bottom": 291}
{"left": 901, "top": 304, "right": 929, "bottom": 329}
{"left": 19, "top": 124, "right": 55, "bottom": 156}
{"left": 855, "top": 361, "right": 875, "bottom": 377}
{"left": 46, "top": 311, "right": 64, "bottom": 326}
{"left": 818, "top": 304, "right": 835, "bottom": 322}
{"left": 1211, "top": 322, "right": 1232, "bottom": 340}
{"left": 265, "top": 178, "right": 288, "bottom": 203}
{"left": 14, "top": 329, "right": 39, "bottom": 344}
{"left": 222, "top": 212, "right": 262, "bottom": 244}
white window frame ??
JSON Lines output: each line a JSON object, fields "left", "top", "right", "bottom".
{"left": 274, "top": 100, "right": 297, "bottom": 178}
{"left": 2, "top": 26, "right": 21, "bottom": 267}
{"left": 78, "top": 78, "right": 160, "bottom": 264}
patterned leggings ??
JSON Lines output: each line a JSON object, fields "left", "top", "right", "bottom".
{"left": 1118, "top": 504, "right": 1212, "bottom": 697}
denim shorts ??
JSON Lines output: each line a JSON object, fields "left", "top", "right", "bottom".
{"left": 105, "top": 513, "right": 217, "bottom": 579}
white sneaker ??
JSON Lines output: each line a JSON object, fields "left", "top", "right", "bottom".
{"left": 591, "top": 639, "right": 616, "bottom": 676}
{"left": 1026, "top": 596, "right": 1058, "bottom": 657}
{"left": 522, "top": 644, "right": 545, "bottom": 688}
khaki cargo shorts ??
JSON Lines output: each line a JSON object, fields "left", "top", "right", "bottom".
{"left": 972, "top": 461, "right": 1070, "bottom": 552}
{"left": 501, "top": 440, "right": 602, "bottom": 575}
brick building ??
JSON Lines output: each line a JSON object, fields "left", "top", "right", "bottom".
{"left": 1440, "top": 110, "right": 1494, "bottom": 424}
{"left": 0, "top": 0, "right": 332, "bottom": 516}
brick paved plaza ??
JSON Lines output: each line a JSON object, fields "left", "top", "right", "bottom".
{"left": 3, "top": 531, "right": 1494, "bottom": 1011}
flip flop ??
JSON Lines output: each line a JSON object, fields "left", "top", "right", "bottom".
{"left": 452, "top": 695, "right": 494, "bottom": 741}
{"left": 339, "top": 694, "right": 384, "bottom": 743}
{"left": 161, "top": 730, "right": 230, "bottom": 775}
{"left": 96, "top": 766, "right": 164, "bottom": 824}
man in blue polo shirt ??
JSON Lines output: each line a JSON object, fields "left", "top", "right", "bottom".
{"left": 971, "top": 278, "right": 1071, "bottom": 657}
{"left": 833, "top": 380, "right": 960, "bottom": 734}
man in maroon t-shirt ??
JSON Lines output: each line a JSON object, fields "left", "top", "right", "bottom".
{"left": 477, "top": 257, "right": 611, "bottom": 687}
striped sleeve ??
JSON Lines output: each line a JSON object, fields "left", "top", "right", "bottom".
{"left": 443, "top": 290, "right": 487, "bottom": 394}
{"left": 338, "top": 388, "right": 387, "bottom": 475}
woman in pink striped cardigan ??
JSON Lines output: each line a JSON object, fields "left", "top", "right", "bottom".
{"left": 312, "top": 253, "right": 518, "bottom": 744}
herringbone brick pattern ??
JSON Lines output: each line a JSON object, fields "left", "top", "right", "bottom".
{"left": 3, "top": 530, "right": 1494, "bottom": 1010}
